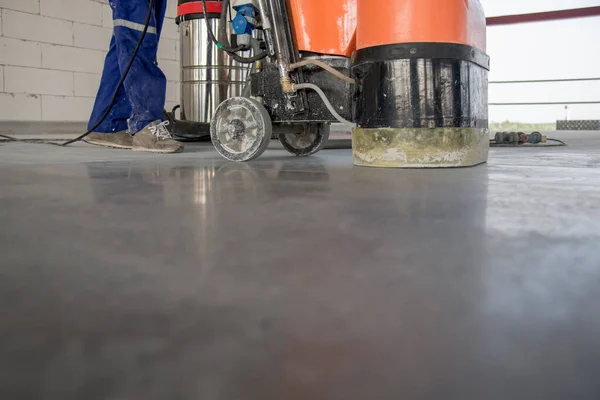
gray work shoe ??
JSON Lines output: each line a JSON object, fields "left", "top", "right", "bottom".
{"left": 84, "top": 131, "right": 133, "bottom": 149}
{"left": 132, "top": 121, "right": 184, "bottom": 154}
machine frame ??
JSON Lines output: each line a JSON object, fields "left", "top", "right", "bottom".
{"left": 170, "top": 0, "right": 355, "bottom": 161}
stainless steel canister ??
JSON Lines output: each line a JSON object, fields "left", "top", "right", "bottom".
{"left": 179, "top": 17, "right": 248, "bottom": 123}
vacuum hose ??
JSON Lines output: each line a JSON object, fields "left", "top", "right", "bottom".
{"left": 201, "top": 0, "right": 268, "bottom": 64}
{"left": 294, "top": 83, "right": 355, "bottom": 127}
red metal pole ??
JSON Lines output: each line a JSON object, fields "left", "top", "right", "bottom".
{"left": 487, "top": 6, "right": 600, "bottom": 26}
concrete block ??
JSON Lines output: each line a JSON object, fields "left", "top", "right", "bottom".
{"left": 42, "top": 44, "right": 106, "bottom": 74}
{"left": 40, "top": 0, "right": 102, "bottom": 26}
{"left": 166, "top": 0, "right": 177, "bottom": 19}
{"left": 0, "top": 93, "right": 42, "bottom": 120}
{"left": 0, "top": 0, "right": 39, "bottom": 14}
{"left": 2, "top": 9, "right": 73, "bottom": 46}
{"left": 158, "top": 38, "right": 177, "bottom": 61}
{"left": 161, "top": 18, "right": 179, "bottom": 40}
{"left": 74, "top": 22, "right": 113, "bottom": 51}
{"left": 4, "top": 66, "right": 74, "bottom": 96}
{"left": 0, "top": 37, "right": 42, "bottom": 68}
{"left": 0, "top": 66, "right": 4, "bottom": 92}
{"left": 159, "top": 59, "right": 180, "bottom": 82}
{"left": 102, "top": 4, "right": 113, "bottom": 28}
{"left": 166, "top": 81, "right": 180, "bottom": 103}
{"left": 41, "top": 95, "right": 95, "bottom": 121}
{"left": 74, "top": 72, "right": 101, "bottom": 97}
{"left": 557, "top": 120, "right": 600, "bottom": 131}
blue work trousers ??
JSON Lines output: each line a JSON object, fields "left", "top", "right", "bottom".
{"left": 88, "top": 0, "right": 168, "bottom": 134}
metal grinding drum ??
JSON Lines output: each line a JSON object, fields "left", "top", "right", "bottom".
{"left": 352, "top": 0, "right": 490, "bottom": 168}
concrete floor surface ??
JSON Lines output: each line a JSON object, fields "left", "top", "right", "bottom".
{"left": 1, "top": 125, "right": 600, "bottom": 399}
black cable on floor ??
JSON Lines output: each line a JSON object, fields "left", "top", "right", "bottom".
{"left": 490, "top": 139, "right": 568, "bottom": 147}
{"left": 0, "top": 134, "right": 68, "bottom": 146}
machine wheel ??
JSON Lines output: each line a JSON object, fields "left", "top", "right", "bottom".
{"left": 211, "top": 97, "right": 272, "bottom": 162}
{"left": 279, "top": 124, "right": 330, "bottom": 156}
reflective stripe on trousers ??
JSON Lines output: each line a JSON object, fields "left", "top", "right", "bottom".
{"left": 113, "top": 19, "right": 157, "bottom": 35}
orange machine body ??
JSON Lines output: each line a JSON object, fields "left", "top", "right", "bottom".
{"left": 288, "top": 0, "right": 486, "bottom": 56}
{"left": 288, "top": 0, "right": 357, "bottom": 57}
{"left": 356, "top": 0, "right": 486, "bottom": 51}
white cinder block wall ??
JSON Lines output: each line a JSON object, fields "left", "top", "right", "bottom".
{"left": 0, "top": 0, "right": 181, "bottom": 122}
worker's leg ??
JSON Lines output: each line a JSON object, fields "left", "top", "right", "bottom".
{"left": 85, "top": 18, "right": 135, "bottom": 149}
{"left": 87, "top": 35, "right": 132, "bottom": 134}
{"left": 112, "top": 0, "right": 167, "bottom": 134}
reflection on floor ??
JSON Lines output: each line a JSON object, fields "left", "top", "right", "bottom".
{"left": 1, "top": 124, "right": 600, "bottom": 399}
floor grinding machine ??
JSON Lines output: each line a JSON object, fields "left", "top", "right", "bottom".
{"left": 171, "top": 0, "right": 490, "bottom": 167}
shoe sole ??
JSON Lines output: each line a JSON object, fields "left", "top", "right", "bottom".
{"left": 132, "top": 147, "right": 184, "bottom": 154}
{"left": 84, "top": 139, "right": 133, "bottom": 150}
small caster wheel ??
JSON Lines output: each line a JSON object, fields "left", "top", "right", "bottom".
{"left": 211, "top": 97, "right": 272, "bottom": 162}
{"left": 279, "top": 123, "right": 330, "bottom": 156}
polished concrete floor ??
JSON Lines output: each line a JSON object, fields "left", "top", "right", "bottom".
{"left": 1, "top": 126, "right": 600, "bottom": 399}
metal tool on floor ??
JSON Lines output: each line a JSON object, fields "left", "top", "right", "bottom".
{"left": 490, "top": 131, "right": 566, "bottom": 147}
{"left": 169, "top": 0, "right": 490, "bottom": 166}
{"left": 495, "top": 131, "right": 547, "bottom": 145}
